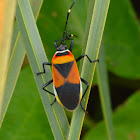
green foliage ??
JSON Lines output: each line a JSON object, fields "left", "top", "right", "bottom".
{"left": 37, "top": 0, "right": 88, "bottom": 61}
{"left": 16, "top": 0, "right": 69, "bottom": 139}
{"left": 103, "top": 0, "right": 140, "bottom": 79}
{"left": 83, "top": 91, "right": 140, "bottom": 140}
{"left": 0, "top": 0, "right": 43, "bottom": 127}
{"left": 0, "top": 0, "right": 17, "bottom": 123}
{"left": 0, "top": 0, "right": 139, "bottom": 139}
{"left": 68, "top": 0, "right": 111, "bottom": 139}
{"left": 96, "top": 45, "right": 115, "bottom": 140}
{"left": 0, "top": 66, "right": 53, "bottom": 140}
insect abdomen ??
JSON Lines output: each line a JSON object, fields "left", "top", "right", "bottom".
{"left": 56, "top": 82, "right": 80, "bottom": 110}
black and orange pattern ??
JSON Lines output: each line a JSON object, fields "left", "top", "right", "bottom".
{"left": 52, "top": 50, "right": 82, "bottom": 111}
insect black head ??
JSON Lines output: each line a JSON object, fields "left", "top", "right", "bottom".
{"left": 56, "top": 44, "right": 67, "bottom": 51}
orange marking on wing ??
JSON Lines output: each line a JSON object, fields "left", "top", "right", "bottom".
{"left": 52, "top": 65, "right": 65, "bottom": 88}
{"left": 67, "top": 61, "right": 80, "bottom": 84}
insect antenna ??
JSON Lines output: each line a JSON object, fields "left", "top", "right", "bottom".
{"left": 63, "top": 1, "right": 76, "bottom": 39}
{"left": 54, "top": 1, "right": 77, "bottom": 46}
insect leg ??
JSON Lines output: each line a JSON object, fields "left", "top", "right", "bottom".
{"left": 69, "top": 39, "right": 74, "bottom": 52}
{"left": 54, "top": 41, "right": 58, "bottom": 49}
{"left": 42, "top": 79, "right": 55, "bottom": 96}
{"left": 80, "top": 102, "right": 88, "bottom": 113}
{"left": 50, "top": 98, "right": 56, "bottom": 106}
{"left": 76, "top": 54, "right": 99, "bottom": 63}
{"left": 80, "top": 78, "right": 89, "bottom": 101}
{"left": 80, "top": 78, "right": 89, "bottom": 113}
{"left": 37, "top": 62, "right": 52, "bottom": 75}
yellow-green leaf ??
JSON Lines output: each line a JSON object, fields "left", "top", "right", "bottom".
{"left": 0, "top": 0, "right": 43, "bottom": 128}
{"left": 0, "top": 0, "right": 17, "bottom": 124}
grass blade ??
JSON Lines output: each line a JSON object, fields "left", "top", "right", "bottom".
{"left": 16, "top": 0, "right": 69, "bottom": 139}
{"left": 0, "top": 0, "right": 44, "bottom": 127}
{"left": 79, "top": 0, "right": 95, "bottom": 73}
{"left": 68, "top": 0, "right": 110, "bottom": 139}
{"left": 0, "top": 0, "right": 17, "bottom": 122}
{"left": 96, "top": 45, "right": 115, "bottom": 140}
{"left": 0, "top": 36, "right": 25, "bottom": 128}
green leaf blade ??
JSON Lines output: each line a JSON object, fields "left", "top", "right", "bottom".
{"left": 83, "top": 91, "right": 140, "bottom": 140}
{"left": 0, "top": 66, "right": 54, "bottom": 140}
{"left": 16, "top": 0, "right": 69, "bottom": 139}
{"left": 0, "top": 0, "right": 17, "bottom": 125}
{"left": 96, "top": 45, "right": 115, "bottom": 140}
{"left": 68, "top": 0, "right": 110, "bottom": 139}
{"left": 104, "top": 0, "right": 140, "bottom": 79}
{"left": 0, "top": 0, "right": 43, "bottom": 128}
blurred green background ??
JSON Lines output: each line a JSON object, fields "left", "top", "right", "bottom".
{"left": 0, "top": 0, "right": 140, "bottom": 139}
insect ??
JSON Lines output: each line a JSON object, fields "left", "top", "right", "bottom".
{"left": 37, "top": 1, "right": 98, "bottom": 112}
